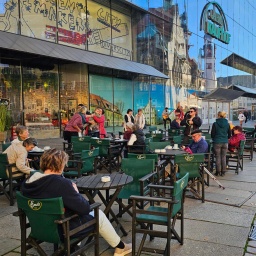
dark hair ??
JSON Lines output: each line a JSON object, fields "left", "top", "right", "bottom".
{"left": 190, "top": 107, "right": 197, "bottom": 112}
{"left": 233, "top": 126, "right": 243, "bottom": 132}
{"left": 40, "top": 148, "right": 69, "bottom": 173}
{"left": 127, "top": 109, "right": 133, "bottom": 114}
{"left": 15, "top": 125, "right": 28, "bottom": 135}
{"left": 138, "top": 109, "right": 142, "bottom": 113}
{"left": 23, "top": 137, "right": 38, "bottom": 147}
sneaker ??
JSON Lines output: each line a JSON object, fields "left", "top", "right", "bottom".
{"left": 114, "top": 243, "right": 132, "bottom": 256}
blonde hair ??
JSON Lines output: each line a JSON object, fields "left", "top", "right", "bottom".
{"left": 218, "top": 111, "right": 226, "bottom": 118}
{"left": 40, "top": 148, "right": 69, "bottom": 173}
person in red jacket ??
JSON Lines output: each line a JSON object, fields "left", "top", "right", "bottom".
{"left": 228, "top": 126, "right": 246, "bottom": 152}
{"left": 92, "top": 108, "right": 107, "bottom": 138}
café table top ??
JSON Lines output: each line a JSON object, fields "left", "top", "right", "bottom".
{"left": 76, "top": 172, "right": 133, "bottom": 191}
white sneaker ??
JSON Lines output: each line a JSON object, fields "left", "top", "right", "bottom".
{"left": 114, "top": 243, "right": 132, "bottom": 256}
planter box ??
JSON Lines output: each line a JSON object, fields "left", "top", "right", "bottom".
{"left": 0, "top": 131, "right": 7, "bottom": 142}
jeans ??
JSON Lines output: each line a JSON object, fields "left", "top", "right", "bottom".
{"left": 90, "top": 209, "right": 120, "bottom": 248}
{"left": 213, "top": 143, "right": 228, "bottom": 174}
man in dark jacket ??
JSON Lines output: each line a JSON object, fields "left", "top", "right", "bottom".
{"left": 180, "top": 107, "right": 202, "bottom": 144}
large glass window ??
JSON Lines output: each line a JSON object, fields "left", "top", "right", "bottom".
{"left": 23, "top": 65, "right": 60, "bottom": 138}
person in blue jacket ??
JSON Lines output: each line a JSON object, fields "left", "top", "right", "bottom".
{"left": 181, "top": 129, "right": 208, "bottom": 153}
{"left": 21, "top": 148, "right": 132, "bottom": 256}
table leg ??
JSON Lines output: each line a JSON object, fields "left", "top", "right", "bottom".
{"left": 97, "top": 188, "right": 128, "bottom": 236}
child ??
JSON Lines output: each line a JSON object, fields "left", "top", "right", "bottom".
{"left": 85, "top": 117, "right": 99, "bottom": 137}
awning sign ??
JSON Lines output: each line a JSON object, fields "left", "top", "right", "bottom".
{"left": 200, "top": 2, "right": 231, "bottom": 44}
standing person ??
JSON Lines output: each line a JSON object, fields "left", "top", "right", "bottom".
{"left": 162, "top": 107, "right": 171, "bottom": 130}
{"left": 123, "top": 109, "right": 134, "bottom": 131}
{"left": 11, "top": 125, "right": 29, "bottom": 145}
{"left": 134, "top": 109, "right": 145, "bottom": 130}
{"left": 170, "top": 114, "right": 181, "bottom": 129}
{"left": 63, "top": 106, "right": 87, "bottom": 143}
{"left": 228, "top": 126, "right": 246, "bottom": 152}
{"left": 175, "top": 105, "right": 184, "bottom": 121}
{"left": 238, "top": 111, "right": 245, "bottom": 127}
{"left": 4, "top": 137, "right": 38, "bottom": 178}
{"left": 21, "top": 148, "right": 132, "bottom": 256}
{"left": 180, "top": 107, "right": 202, "bottom": 144}
{"left": 92, "top": 108, "right": 107, "bottom": 138}
{"left": 244, "top": 110, "right": 248, "bottom": 123}
{"left": 211, "top": 111, "right": 231, "bottom": 176}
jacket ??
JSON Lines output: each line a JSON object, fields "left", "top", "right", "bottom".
{"left": 189, "top": 138, "right": 208, "bottom": 153}
{"left": 93, "top": 114, "right": 107, "bottom": 138}
{"left": 211, "top": 118, "right": 231, "bottom": 143}
{"left": 4, "top": 142, "right": 33, "bottom": 176}
{"left": 180, "top": 115, "right": 202, "bottom": 136}
{"left": 228, "top": 132, "right": 246, "bottom": 151}
{"left": 64, "top": 113, "right": 85, "bottom": 132}
{"left": 124, "top": 114, "right": 134, "bottom": 131}
{"left": 128, "top": 129, "right": 145, "bottom": 146}
{"left": 22, "top": 173, "right": 94, "bottom": 238}
{"left": 135, "top": 114, "right": 145, "bottom": 129}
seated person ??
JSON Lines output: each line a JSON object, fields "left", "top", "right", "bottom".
{"left": 127, "top": 124, "right": 145, "bottom": 153}
{"left": 123, "top": 122, "right": 134, "bottom": 140}
{"left": 11, "top": 125, "right": 29, "bottom": 145}
{"left": 85, "top": 117, "right": 99, "bottom": 137}
{"left": 228, "top": 126, "right": 246, "bottom": 152}
{"left": 21, "top": 148, "right": 132, "bottom": 256}
{"left": 4, "top": 137, "right": 38, "bottom": 178}
{"left": 170, "top": 115, "right": 181, "bottom": 129}
{"left": 181, "top": 129, "right": 208, "bottom": 154}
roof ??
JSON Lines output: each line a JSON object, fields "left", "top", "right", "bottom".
{"left": 203, "top": 88, "right": 244, "bottom": 101}
{"left": 0, "top": 31, "right": 168, "bottom": 79}
{"left": 221, "top": 53, "right": 256, "bottom": 76}
{"left": 228, "top": 84, "right": 256, "bottom": 98}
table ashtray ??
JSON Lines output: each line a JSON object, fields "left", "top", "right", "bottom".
{"left": 101, "top": 176, "right": 111, "bottom": 182}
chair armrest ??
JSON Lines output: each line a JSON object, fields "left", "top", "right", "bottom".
{"left": 148, "top": 183, "right": 174, "bottom": 191}
{"left": 139, "top": 172, "right": 156, "bottom": 182}
{"left": 130, "top": 195, "right": 178, "bottom": 204}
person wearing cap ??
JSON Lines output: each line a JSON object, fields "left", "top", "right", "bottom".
{"left": 181, "top": 129, "right": 208, "bottom": 154}
{"left": 162, "top": 107, "right": 171, "bottom": 130}
{"left": 4, "top": 137, "right": 38, "bottom": 177}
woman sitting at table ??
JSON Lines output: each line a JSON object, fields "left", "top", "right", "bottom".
{"left": 4, "top": 137, "right": 38, "bottom": 178}
{"left": 21, "top": 148, "right": 132, "bottom": 256}
{"left": 127, "top": 124, "right": 145, "bottom": 154}
{"left": 228, "top": 126, "right": 246, "bottom": 152}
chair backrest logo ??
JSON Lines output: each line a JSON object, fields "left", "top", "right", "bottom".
{"left": 185, "top": 155, "right": 194, "bottom": 161}
{"left": 79, "top": 138, "right": 84, "bottom": 141}
{"left": 180, "top": 179, "right": 185, "bottom": 189}
{"left": 137, "top": 155, "right": 145, "bottom": 159}
{"left": 28, "top": 200, "right": 42, "bottom": 210}
{"left": 88, "top": 150, "right": 93, "bottom": 156}
{"left": 96, "top": 140, "right": 102, "bottom": 144}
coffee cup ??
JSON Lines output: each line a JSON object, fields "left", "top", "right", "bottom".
{"left": 166, "top": 146, "right": 172, "bottom": 149}
{"left": 155, "top": 149, "right": 161, "bottom": 153}
{"left": 120, "top": 135, "right": 124, "bottom": 140}
{"left": 173, "top": 144, "right": 179, "bottom": 149}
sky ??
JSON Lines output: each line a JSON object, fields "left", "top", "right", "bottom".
{"left": 127, "top": 0, "right": 256, "bottom": 79}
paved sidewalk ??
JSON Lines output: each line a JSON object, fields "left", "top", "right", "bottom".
{"left": 1, "top": 137, "right": 256, "bottom": 255}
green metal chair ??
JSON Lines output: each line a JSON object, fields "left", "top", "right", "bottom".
{"left": 148, "top": 141, "right": 170, "bottom": 152}
{"left": 13, "top": 191, "right": 100, "bottom": 256}
{"left": 168, "top": 128, "right": 180, "bottom": 138}
{"left": 226, "top": 140, "right": 246, "bottom": 174}
{"left": 64, "top": 148, "right": 100, "bottom": 178}
{"left": 151, "top": 132, "right": 164, "bottom": 142}
{"left": 244, "top": 132, "right": 256, "bottom": 161}
{"left": 64, "top": 136, "right": 91, "bottom": 158}
{"left": 116, "top": 158, "right": 155, "bottom": 218}
{"left": 131, "top": 173, "right": 189, "bottom": 256}
{"left": 127, "top": 153, "right": 167, "bottom": 185}
{"left": 91, "top": 138, "right": 122, "bottom": 173}
{"left": 148, "top": 126, "right": 157, "bottom": 132}
{"left": 172, "top": 135, "right": 182, "bottom": 145}
{"left": 0, "top": 153, "right": 24, "bottom": 206}
{"left": 2, "top": 142, "right": 11, "bottom": 152}
{"left": 174, "top": 154, "right": 205, "bottom": 202}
